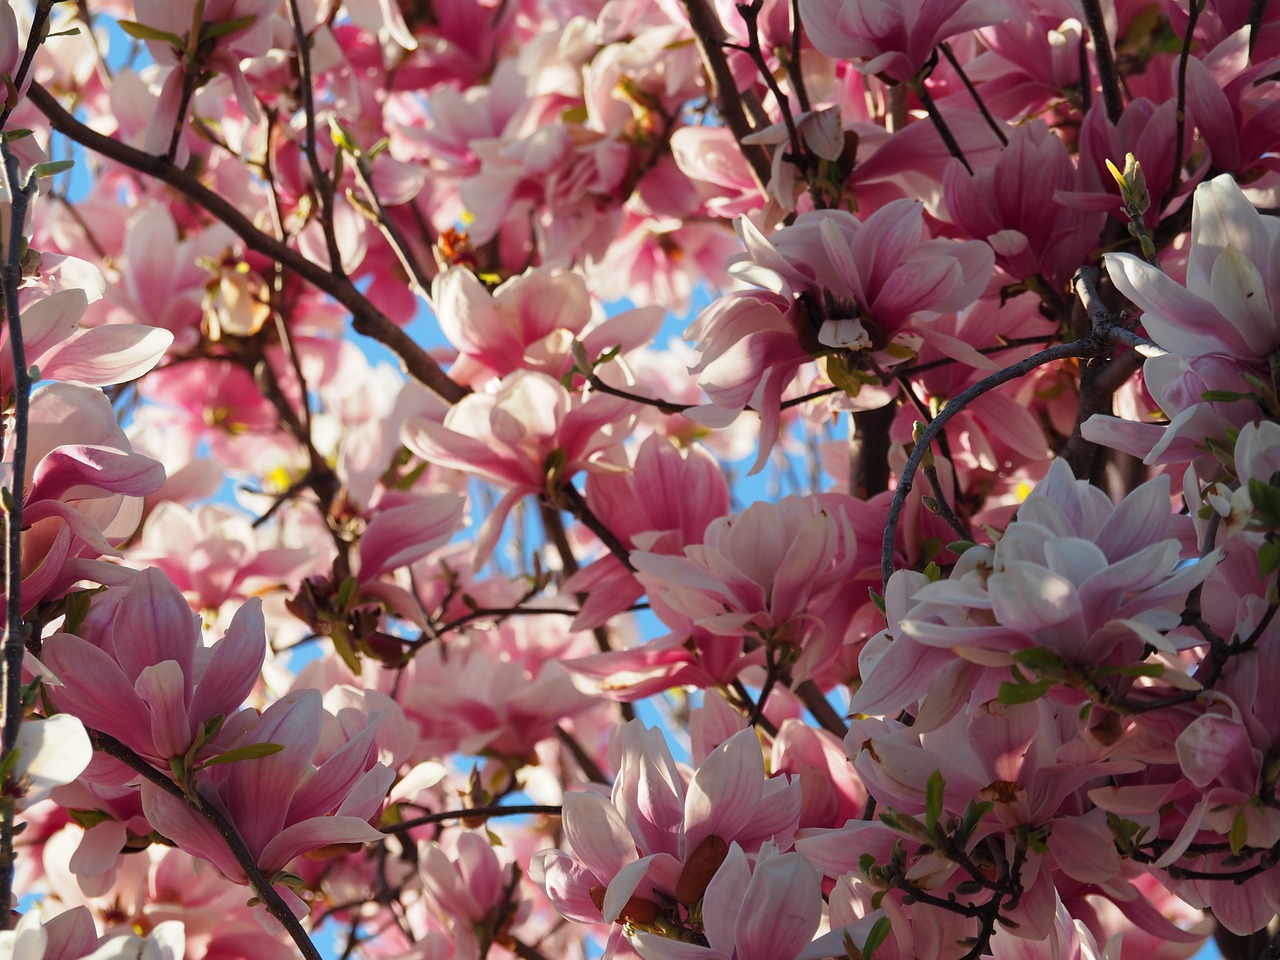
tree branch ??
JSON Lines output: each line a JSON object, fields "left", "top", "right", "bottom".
{"left": 26, "top": 82, "right": 466, "bottom": 405}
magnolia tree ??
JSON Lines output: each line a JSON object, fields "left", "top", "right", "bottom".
{"left": 0, "top": 0, "right": 1278, "bottom": 958}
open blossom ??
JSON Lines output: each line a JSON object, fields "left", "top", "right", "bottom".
{"left": 42, "top": 568, "right": 265, "bottom": 775}
{"left": 433, "top": 264, "right": 661, "bottom": 387}
{"left": 1083, "top": 174, "right": 1280, "bottom": 474}
{"left": 531, "top": 722, "right": 801, "bottom": 942}
{"left": 7, "top": 383, "right": 166, "bottom": 613}
{"left": 402, "top": 370, "right": 635, "bottom": 562}
{"left": 632, "top": 494, "right": 877, "bottom": 683}
{"left": 851, "top": 460, "right": 1213, "bottom": 725}
{"left": 140, "top": 689, "right": 393, "bottom": 919}
{"left": 687, "top": 200, "right": 993, "bottom": 472}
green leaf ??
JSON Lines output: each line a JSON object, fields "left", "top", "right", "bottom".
{"left": 336, "top": 575, "right": 358, "bottom": 609}
{"left": 998, "top": 678, "right": 1053, "bottom": 705}
{"left": 1259, "top": 539, "right": 1280, "bottom": 577}
{"left": 200, "top": 14, "right": 258, "bottom": 43}
{"left": 117, "top": 20, "right": 186, "bottom": 48}
{"left": 862, "top": 916, "right": 892, "bottom": 960}
{"left": 868, "top": 588, "right": 886, "bottom": 615}
{"left": 925, "top": 770, "right": 944, "bottom": 833}
{"left": 1010, "top": 647, "right": 1065, "bottom": 671}
{"left": 1229, "top": 808, "right": 1249, "bottom": 856}
{"left": 31, "top": 160, "right": 74, "bottom": 178}
{"left": 946, "top": 540, "right": 977, "bottom": 555}
{"left": 1248, "top": 479, "right": 1280, "bottom": 526}
{"left": 1200, "top": 389, "right": 1256, "bottom": 403}
{"left": 199, "top": 742, "right": 285, "bottom": 768}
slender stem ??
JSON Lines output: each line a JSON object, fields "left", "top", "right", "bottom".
{"left": 555, "top": 725, "right": 608, "bottom": 784}
{"left": 1081, "top": 0, "right": 1125, "bottom": 123}
{"left": 911, "top": 76, "right": 972, "bottom": 175}
{"left": 1248, "top": 0, "right": 1270, "bottom": 58}
{"left": 1166, "top": 0, "right": 1203, "bottom": 209}
{"left": 938, "top": 42, "right": 1007, "bottom": 146}
{"left": 787, "top": 0, "right": 810, "bottom": 112}
{"left": 0, "top": 137, "right": 36, "bottom": 933}
{"left": 559, "top": 484, "right": 635, "bottom": 572}
{"left": 26, "top": 83, "right": 466, "bottom": 405}
{"left": 285, "top": 0, "right": 344, "bottom": 277}
{"left": 90, "top": 732, "right": 324, "bottom": 960}
{"left": 738, "top": 0, "right": 806, "bottom": 171}
{"left": 0, "top": 0, "right": 55, "bottom": 132}
{"left": 350, "top": 153, "right": 435, "bottom": 298}
{"left": 386, "top": 803, "right": 562, "bottom": 833}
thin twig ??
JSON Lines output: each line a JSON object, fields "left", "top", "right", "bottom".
{"left": 349, "top": 152, "right": 435, "bottom": 298}
{"left": 286, "top": 0, "right": 344, "bottom": 276}
{"left": 385, "top": 803, "right": 562, "bottom": 834}
{"left": 0, "top": 0, "right": 56, "bottom": 132}
{"left": 0, "top": 136, "right": 37, "bottom": 932}
{"left": 1081, "top": 0, "right": 1125, "bottom": 123}
{"left": 911, "top": 74, "right": 972, "bottom": 174}
{"left": 939, "top": 42, "right": 1007, "bottom": 146}
{"left": 680, "top": 0, "right": 772, "bottom": 190}
{"left": 881, "top": 340, "right": 1093, "bottom": 586}
{"left": 1166, "top": 0, "right": 1203, "bottom": 209}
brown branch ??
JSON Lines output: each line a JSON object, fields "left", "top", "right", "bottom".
{"left": 680, "top": 0, "right": 772, "bottom": 190}
{"left": 27, "top": 82, "right": 466, "bottom": 405}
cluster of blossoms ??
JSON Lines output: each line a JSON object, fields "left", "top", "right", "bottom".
{"left": 0, "top": 0, "right": 1279, "bottom": 959}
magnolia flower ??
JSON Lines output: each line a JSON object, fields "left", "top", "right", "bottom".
{"left": 798, "top": 0, "right": 1009, "bottom": 83}
{"left": 1083, "top": 175, "right": 1279, "bottom": 475}
{"left": 42, "top": 568, "right": 266, "bottom": 775}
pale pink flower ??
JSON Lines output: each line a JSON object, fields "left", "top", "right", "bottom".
{"left": 632, "top": 494, "right": 874, "bottom": 683}
{"left": 564, "top": 435, "right": 730, "bottom": 630}
{"left": 7, "top": 383, "right": 165, "bottom": 613}
{"left": 402, "top": 371, "right": 635, "bottom": 563}
{"left": 852, "top": 460, "right": 1212, "bottom": 724}
{"left": 433, "top": 265, "right": 661, "bottom": 387}
{"left": 798, "top": 0, "right": 1009, "bottom": 83}
{"left": 531, "top": 722, "right": 802, "bottom": 938}
{"left": 1083, "top": 175, "right": 1279, "bottom": 472}
{"left": 132, "top": 502, "right": 315, "bottom": 612}
{"left": 943, "top": 120, "right": 1105, "bottom": 288}
{"left": 132, "top": 0, "right": 277, "bottom": 153}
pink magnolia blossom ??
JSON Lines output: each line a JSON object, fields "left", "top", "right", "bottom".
{"left": 42, "top": 568, "right": 265, "bottom": 774}
{"left": 852, "top": 460, "right": 1211, "bottom": 725}
{"left": 1083, "top": 174, "right": 1280, "bottom": 472}
{"left": 131, "top": 502, "right": 315, "bottom": 612}
{"left": 688, "top": 200, "right": 993, "bottom": 471}
{"left": 402, "top": 371, "right": 636, "bottom": 563}
{"left": 132, "top": 0, "right": 276, "bottom": 154}
{"left": 531, "top": 722, "right": 802, "bottom": 942}
{"left": 433, "top": 264, "right": 661, "bottom": 387}
{"left": 139, "top": 689, "right": 393, "bottom": 919}
{"left": 631, "top": 494, "right": 877, "bottom": 683}
{"left": 8, "top": 383, "right": 165, "bottom": 613}
{"left": 564, "top": 435, "right": 730, "bottom": 630}
{"left": 798, "top": 0, "right": 1009, "bottom": 83}
{"left": 943, "top": 120, "right": 1104, "bottom": 288}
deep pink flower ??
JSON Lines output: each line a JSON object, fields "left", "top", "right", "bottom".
{"left": 140, "top": 689, "right": 393, "bottom": 918}
{"left": 42, "top": 568, "right": 266, "bottom": 773}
